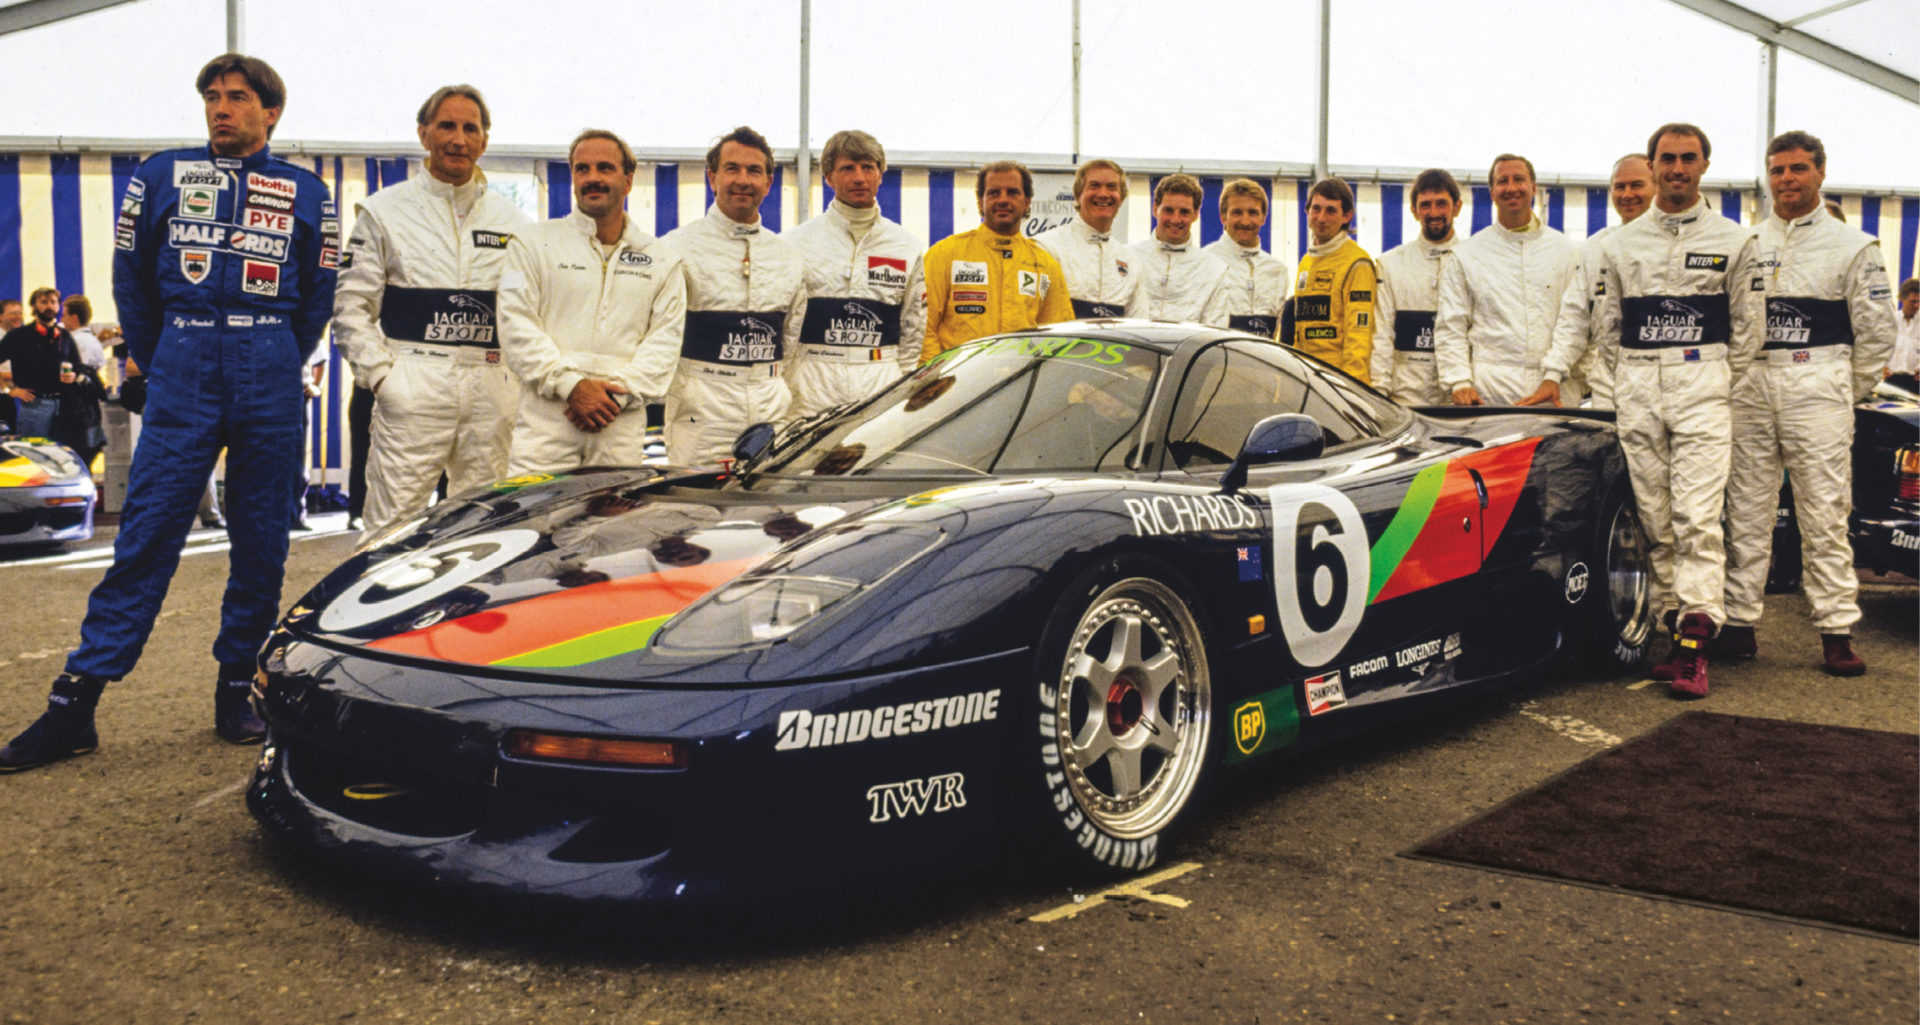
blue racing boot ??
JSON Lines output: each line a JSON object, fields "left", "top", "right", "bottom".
{"left": 0, "top": 673, "right": 106, "bottom": 772}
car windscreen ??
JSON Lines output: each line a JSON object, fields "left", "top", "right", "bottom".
{"left": 1166, "top": 339, "right": 1412, "bottom": 469}
{"left": 753, "top": 335, "right": 1164, "bottom": 478}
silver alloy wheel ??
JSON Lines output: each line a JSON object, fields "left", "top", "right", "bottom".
{"left": 1606, "top": 499, "right": 1654, "bottom": 651}
{"left": 1051, "top": 578, "right": 1211, "bottom": 841}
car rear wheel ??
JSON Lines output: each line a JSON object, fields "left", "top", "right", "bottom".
{"left": 1020, "top": 557, "right": 1214, "bottom": 875}
{"left": 1575, "top": 485, "right": 1653, "bottom": 670}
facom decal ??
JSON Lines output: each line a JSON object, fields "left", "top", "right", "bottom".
{"left": 866, "top": 772, "right": 967, "bottom": 823}
{"left": 1123, "top": 493, "right": 1260, "bottom": 537}
{"left": 1304, "top": 671, "right": 1347, "bottom": 716}
{"left": 775, "top": 689, "right": 1000, "bottom": 751}
{"left": 1565, "top": 561, "right": 1589, "bottom": 603}
{"left": 1268, "top": 483, "right": 1369, "bottom": 667}
{"left": 1348, "top": 654, "right": 1389, "bottom": 678}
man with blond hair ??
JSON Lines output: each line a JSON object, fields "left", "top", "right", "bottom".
{"left": 1035, "top": 158, "right": 1136, "bottom": 318}
{"left": 1129, "top": 173, "right": 1228, "bottom": 324}
{"left": 786, "top": 129, "right": 926, "bottom": 416}
{"left": 921, "top": 160, "right": 1072, "bottom": 361}
{"left": 334, "top": 83, "right": 529, "bottom": 538}
{"left": 1203, "top": 178, "right": 1288, "bottom": 336}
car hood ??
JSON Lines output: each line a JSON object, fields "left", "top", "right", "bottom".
{"left": 287, "top": 467, "right": 918, "bottom": 680}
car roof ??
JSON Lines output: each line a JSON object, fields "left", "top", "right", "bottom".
{"left": 1007, "top": 318, "right": 1260, "bottom": 356}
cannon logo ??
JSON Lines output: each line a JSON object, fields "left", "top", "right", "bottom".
{"left": 1639, "top": 299, "right": 1705, "bottom": 343}
{"left": 718, "top": 316, "right": 780, "bottom": 363}
{"left": 241, "top": 260, "right": 279, "bottom": 297}
{"left": 1765, "top": 299, "right": 1813, "bottom": 345}
{"left": 424, "top": 293, "right": 496, "bottom": 343}
{"left": 866, "top": 773, "right": 967, "bottom": 823}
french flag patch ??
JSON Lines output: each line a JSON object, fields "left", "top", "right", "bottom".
{"left": 1236, "top": 546, "right": 1263, "bottom": 582}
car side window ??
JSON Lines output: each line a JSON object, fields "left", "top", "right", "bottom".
{"left": 1167, "top": 341, "right": 1353, "bottom": 469}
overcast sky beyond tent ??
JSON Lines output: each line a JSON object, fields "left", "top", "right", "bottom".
{"left": 3, "top": 0, "right": 1915, "bottom": 188}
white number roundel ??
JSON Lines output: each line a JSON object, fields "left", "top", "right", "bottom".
{"left": 1266, "top": 484, "right": 1370, "bottom": 667}
{"left": 317, "top": 528, "right": 541, "bottom": 633}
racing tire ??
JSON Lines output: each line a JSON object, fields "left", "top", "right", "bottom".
{"left": 1572, "top": 484, "right": 1654, "bottom": 671}
{"left": 1016, "top": 555, "right": 1216, "bottom": 876}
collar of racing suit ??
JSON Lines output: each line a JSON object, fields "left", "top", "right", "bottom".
{"left": 564, "top": 208, "right": 644, "bottom": 249}
{"left": 417, "top": 168, "right": 489, "bottom": 220}
{"left": 1071, "top": 215, "right": 1113, "bottom": 244}
{"left": 202, "top": 143, "right": 273, "bottom": 172}
{"left": 1418, "top": 232, "right": 1456, "bottom": 257}
{"left": 1490, "top": 215, "right": 1543, "bottom": 242}
{"left": 1307, "top": 234, "right": 1351, "bottom": 259}
{"left": 1655, "top": 196, "right": 1710, "bottom": 234}
{"left": 829, "top": 198, "right": 880, "bottom": 243}
{"left": 705, "top": 203, "right": 762, "bottom": 237}
{"left": 1153, "top": 237, "right": 1193, "bottom": 253}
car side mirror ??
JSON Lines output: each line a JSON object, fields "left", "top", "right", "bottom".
{"left": 1219, "top": 413, "right": 1324, "bottom": 493}
{"left": 732, "top": 422, "right": 777, "bottom": 467}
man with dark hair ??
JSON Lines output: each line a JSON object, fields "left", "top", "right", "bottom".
{"left": 0, "top": 53, "right": 338, "bottom": 770}
{"left": 0, "top": 288, "right": 81, "bottom": 438}
{"left": 920, "top": 161, "right": 1072, "bottom": 362}
{"left": 1718, "top": 130, "right": 1895, "bottom": 675}
{"left": 499, "top": 130, "right": 685, "bottom": 473}
{"left": 1889, "top": 278, "right": 1920, "bottom": 390}
{"left": 1035, "top": 159, "right": 1136, "bottom": 318}
{"left": 1129, "top": 174, "right": 1227, "bottom": 323}
{"left": 60, "top": 295, "right": 103, "bottom": 368}
{"left": 1204, "top": 178, "right": 1288, "bottom": 336}
{"left": 661, "top": 125, "right": 806, "bottom": 466}
{"left": 333, "top": 83, "right": 529, "bottom": 540}
{"left": 1372, "top": 169, "right": 1461, "bottom": 404}
{"left": 1435, "top": 153, "right": 1580, "bottom": 405}
{"left": 787, "top": 129, "right": 926, "bottom": 417}
{"left": 1527, "top": 122, "right": 1761, "bottom": 698}
{"left": 1285, "top": 178, "right": 1376, "bottom": 382}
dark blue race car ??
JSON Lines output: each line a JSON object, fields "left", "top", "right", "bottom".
{"left": 247, "top": 321, "right": 1650, "bottom": 904}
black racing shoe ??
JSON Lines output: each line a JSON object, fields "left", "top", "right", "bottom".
{"left": 0, "top": 673, "right": 106, "bottom": 772}
{"left": 214, "top": 676, "right": 266, "bottom": 745}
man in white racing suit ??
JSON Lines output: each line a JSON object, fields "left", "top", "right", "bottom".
{"left": 1128, "top": 173, "right": 1228, "bottom": 324}
{"left": 1525, "top": 122, "right": 1763, "bottom": 698}
{"left": 1535, "top": 154, "right": 1658, "bottom": 410}
{"left": 1371, "top": 169, "right": 1462, "bottom": 405}
{"left": 1719, "top": 131, "right": 1896, "bottom": 675}
{"left": 1202, "top": 178, "right": 1288, "bottom": 337}
{"left": 333, "top": 84, "right": 530, "bottom": 538}
{"left": 785, "top": 130, "right": 925, "bottom": 418}
{"left": 660, "top": 125, "right": 806, "bottom": 467}
{"left": 1034, "top": 159, "right": 1137, "bottom": 318}
{"left": 1435, "top": 154, "right": 1579, "bottom": 406}
{"left": 498, "top": 131, "right": 685, "bottom": 475}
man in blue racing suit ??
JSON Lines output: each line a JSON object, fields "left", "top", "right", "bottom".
{"left": 1, "top": 53, "right": 337, "bottom": 771}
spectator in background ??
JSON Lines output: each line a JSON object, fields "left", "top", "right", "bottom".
{"left": 0, "top": 300, "right": 22, "bottom": 331}
{"left": 62, "top": 295, "right": 105, "bottom": 368}
{"left": 1372, "top": 168, "right": 1462, "bottom": 405}
{"left": 1283, "top": 178, "right": 1376, "bottom": 383}
{"left": 1203, "top": 178, "right": 1289, "bottom": 337}
{"left": 1887, "top": 277, "right": 1920, "bottom": 392}
{"left": 0, "top": 288, "right": 82, "bottom": 438}
{"left": 0, "top": 299, "right": 19, "bottom": 427}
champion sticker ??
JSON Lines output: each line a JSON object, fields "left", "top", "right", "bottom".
{"left": 1304, "top": 671, "right": 1347, "bottom": 716}
{"left": 180, "top": 249, "right": 211, "bottom": 284}
{"left": 242, "top": 260, "right": 279, "bottom": 296}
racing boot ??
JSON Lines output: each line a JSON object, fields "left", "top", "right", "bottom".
{"left": 1821, "top": 634, "right": 1866, "bottom": 677}
{"left": 1648, "top": 611, "right": 1683, "bottom": 681}
{"left": 1667, "top": 613, "right": 1713, "bottom": 699}
{"left": 214, "top": 669, "right": 266, "bottom": 745}
{"left": 0, "top": 673, "right": 105, "bottom": 772}
{"left": 1710, "top": 624, "right": 1757, "bottom": 661}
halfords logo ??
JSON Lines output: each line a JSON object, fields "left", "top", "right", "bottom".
{"left": 866, "top": 772, "right": 966, "bottom": 822}
{"left": 425, "top": 294, "right": 495, "bottom": 343}
{"left": 168, "top": 220, "right": 290, "bottom": 262}
{"left": 775, "top": 688, "right": 1001, "bottom": 750}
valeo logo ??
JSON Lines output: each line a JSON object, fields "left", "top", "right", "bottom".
{"left": 491, "top": 473, "right": 558, "bottom": 491}
{"left": 1233, "top": 700, "right": 1266, "bottom": 755}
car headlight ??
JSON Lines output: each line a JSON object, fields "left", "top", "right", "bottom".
{"left": 651, "top": 523, "right": 942, "bottom": 652}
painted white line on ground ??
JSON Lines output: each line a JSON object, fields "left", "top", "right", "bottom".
{"left": 1030, "top": 861, "right": 1205, "bottom": 923}
{"left": 189, "top": 775, "right": 253, "bottom": 812}
{"left": 1515, "top": 700, "right": 1622, "bottom": 746}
